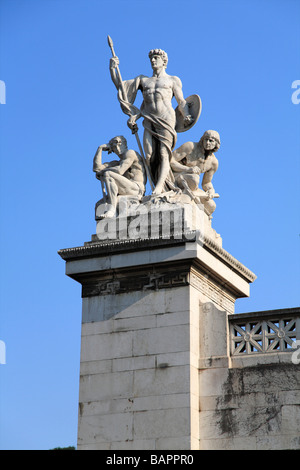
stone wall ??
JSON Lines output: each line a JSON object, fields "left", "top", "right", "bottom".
{"left": 199, "top": 306, "right": 300, "bottom": 450}
{"left": 199, "top": 362, "right": 300, "bottom": 450}
{"left": 77, "top": 287, "right": 193, "bottom": 450}
{"left": 59, "top": 238, "right": 299, "bottom": 450}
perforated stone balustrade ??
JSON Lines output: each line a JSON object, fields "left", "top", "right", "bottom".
{"left": 228, "top": 307, "right": 300, "bottom": 356}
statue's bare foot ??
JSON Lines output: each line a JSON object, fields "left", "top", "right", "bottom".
{"left": 99, "top": 210, "right": 115, "bottom": 219}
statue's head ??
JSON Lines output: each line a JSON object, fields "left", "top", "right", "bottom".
{"left": 199, "top": 130, "right": 220, "bottom": 153}
{"left": 108, "top": 135, "right": 128, "bottom": 155}
{"left": 148, "top": 49, "right": 168, "bottom": 69}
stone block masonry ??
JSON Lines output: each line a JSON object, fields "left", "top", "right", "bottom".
{"left": 59, "top": 235, "right": 300, "bottom": 449}
{"left": 59, "top": 234, "right": 257, "bottom": 449}
{"left": 198, "top": 307, "right": 300, "bottom": 450}
{"left": 77, "top": 287, "right": 192, "bottom": 450}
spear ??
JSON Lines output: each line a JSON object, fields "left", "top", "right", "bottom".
{"left": 107, "top": 35, "right": 154, "bottom": 191}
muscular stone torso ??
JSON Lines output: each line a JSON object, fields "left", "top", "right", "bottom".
{"left": 140, "top": 75, "right": 176, "bottom": 125}
{"left": 123, "top": 153, "right": 145, "bottom": 187}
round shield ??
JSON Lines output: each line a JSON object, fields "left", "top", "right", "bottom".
{"left": 175, "top": 94, "right": 202, "bottom": 133}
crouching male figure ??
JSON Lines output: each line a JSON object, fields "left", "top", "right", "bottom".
{"left": 93, "top": 135, "right": 146, "bottom": 219}
{"left": 171, "top": 130, "right": 220, "bottom": 217}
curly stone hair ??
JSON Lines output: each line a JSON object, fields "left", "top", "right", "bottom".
{"left": 148, "top": 49, "right": 168, "bottom": 67}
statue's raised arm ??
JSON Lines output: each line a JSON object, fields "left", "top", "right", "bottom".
{"left": 94, "top": 136, "right": 146, "bottom": 219}
{"left": 108, "top": 42, "right": 201, "bottom": 196}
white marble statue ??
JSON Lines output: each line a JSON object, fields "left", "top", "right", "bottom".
{"left": 93, "top": 136, "right": 146, "bottom": 219}
{"left": 171, "top": 130, "right": 220, "bottom": 217}
{"left": 109, "top": 48, "right": 194, "bottom": 196}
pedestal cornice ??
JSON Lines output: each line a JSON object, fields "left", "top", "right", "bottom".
{"left": 58, "top": 233, "right": 256, "bottom": 301}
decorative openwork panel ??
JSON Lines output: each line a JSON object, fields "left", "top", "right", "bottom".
{"left": 229, "top": 311, "right": 300, "bottom": 355}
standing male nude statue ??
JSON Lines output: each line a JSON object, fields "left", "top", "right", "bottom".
{"left": 109, "top": 49, "right": 193, "bottom": 195}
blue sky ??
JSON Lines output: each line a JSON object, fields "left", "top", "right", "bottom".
{"left": 0, "top": 0, "right": 299, "bottom": 450}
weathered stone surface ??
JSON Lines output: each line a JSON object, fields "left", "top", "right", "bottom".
{"left": 77, "top": 281, "right": 194, "bottom": 449}
{"left": 60, "top": 231, "right": 300, "bottom": 451}
{"left": 133, "top": 408, "right": 190, "bottom": 440}
{"left": 77, "top": 412, "right": 133, "bottom": 444}
{"left": 199, "top": 362, "right": 300, "bottom": 449}
{"left": 59, "top": 236, "right": 259, "bottom": 450}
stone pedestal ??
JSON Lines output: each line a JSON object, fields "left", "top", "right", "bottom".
{"left": 59, "top": 228, "right": 256, "bottom": 450}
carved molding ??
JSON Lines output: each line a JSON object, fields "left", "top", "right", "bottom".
{"left": 81, "top": 262, "right": 236, "bottom": 316}
{"left": 81, "top": 268, "right": 190, "bottom": 298}
{"left": 58, "top": 231, "right": 256, "bottom": 284}
{"left": 189, "top": 269, "right": 235, "bottom": 314}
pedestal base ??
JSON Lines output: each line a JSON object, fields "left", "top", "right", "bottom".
{"left": 59, "top": 231, "right": 256, "bottom": 449}
{"left": 93, "top": 195, "right": 222, "bottom": 248}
